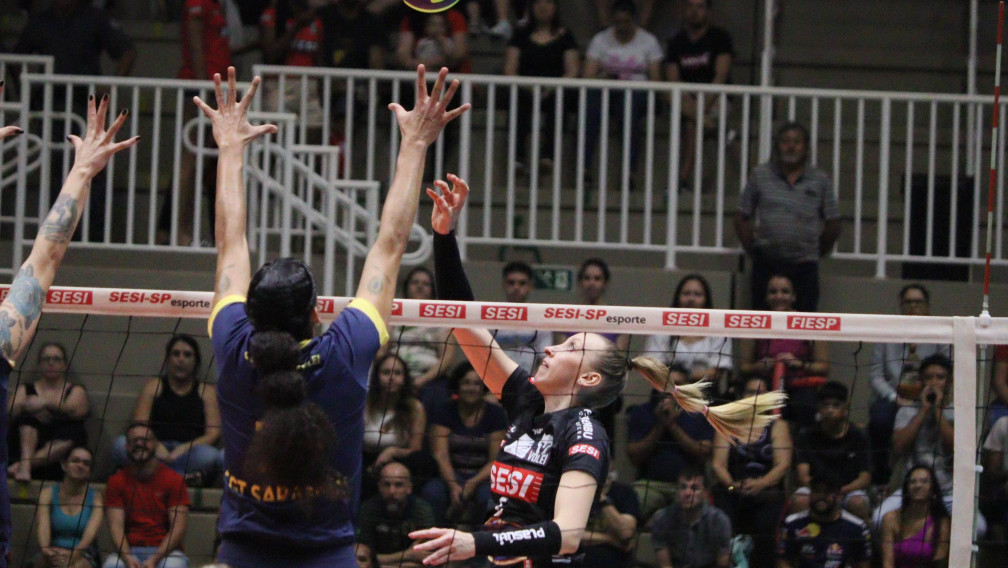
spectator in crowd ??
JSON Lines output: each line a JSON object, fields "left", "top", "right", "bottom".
{"left": 710, "top": 376, "right": 791, "bottom": 568}
{"left": 738, "top": 274, "right": 830, "bottom": 429}
{"left": 879, "top": 465, "right": 950, "bottom": 568}
{"left": 868, "top": 284, "right": 951, "bottom": 485}
{"left": 384, "top": 266, "right": 458, "bottom": 411}
{"left": 627, "top": 364, "right": 714, "bottom": 520}
{"left": 363, "top": 353, "right": 430, "bottom": 497}
{"left": 665, "top": 0, "right": 734, "bottom": 192}
{"left": 982, "top": 414, "right": 1008, "bottom": 529}
{"left": 582, "top": 0, "right": 663, "bottom": 186}
{"left": 259, "top": 0, "right": 325, "bottom": 144}
{"left": 873, "top": 353, "right": 985, "bottom": 536}
{"left": 395, "top": 9, "right": 470, "bottom": 73}
{"left": 580, "top": 472, "right": 640, "bottom": 568}
{"left": 356, "top": 461, "right": 436, "bottom": 568}
{"left": 112, "top": 334, "right": 221, "bottom": 486}
{"left": 421, "top": 362, "right": 507, "bottom": 524}
{"left": 778, "top": 471, "right": 871, "bottom": 568}
{"left": 8, "top": 342, "right": 89, "bottom": 481}
{"left": 988, "top": 344, "right": 1008, "bottom": 428}
{"left": 649, "top": 465, "right": 731, "bottom": 568}
{"left": 593, "top": 0, "right": 658, "bottom": 31}
{"left": 734, "top": 121, "right": 841, "bottom": 313}
{"left": 461, "top": 0, "right": 513, "bottom": 38}
{"left": 641, "top": 274, "right": 733, "bottom": 397}
{"left": 34, "top": 446, "right": 103, "bottom": 568}
{"left": 12, "top": 0, "right": 136, "bottom": 241}
{"left": 157, "top": 0, "right": 233, "bottom": 246}
{"left": 103, "top": 421, "right": 190, "bottom": 568}
{"left": 502, "top": 0, "right": 580, "bottom": 174}
{"left": 791, "top": 381, "right": 872, "bottom": 522}
{"left": 491, "top": 261, "right": 553, "bottom": 371}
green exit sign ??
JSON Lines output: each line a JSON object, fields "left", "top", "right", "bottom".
{"left": 534, "top": 268, "right": 573, "bottom": 291}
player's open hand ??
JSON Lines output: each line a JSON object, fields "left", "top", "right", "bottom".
{"left": 0, "top": 82, "right": 23, "bottom": 140}
{"left": 389, "top": 65, "right": 471, "bottom": 147}
{"left": 426, "top": 173, "right": 469, "bottom": 235}
{"left": 68, "top": 93, "right": 140, "bottom": 179}
{"left": 193, "top": 66, "right": 278, "bottom": 152}
{"left": 410, "top": 527, "right": 476, "bottom": 565}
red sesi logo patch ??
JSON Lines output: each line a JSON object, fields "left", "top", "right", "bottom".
{"left": 481, "top": 305, "right": 528, "bottom": 321}
{"left": 46, "top": 290, "right": 93, "bottom": 305}
{"left": 420, "top": 303, "right": 466, "bottom": 319}
{"left": 787, "top": 315, "right": 841, "bottom": 331}
{"left": 391, "top": 301, "right": 402, "bottom": 316}
{"left": 724, "top": 314, "right": 771, "bottom": 329}
{"left": 568, "top": 444, "right": 600, "bottom": 459}
{"left": 490, "top": 463, "right": 544, "bottom": 503}
{"left": 316, "top": 298, "right": 336, "bottom": 314}
{"left": 662, "top": 311, "right": 709, "bottom": 327}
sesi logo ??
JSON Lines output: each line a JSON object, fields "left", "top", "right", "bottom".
{"left": 481, "top": 305, "right": 528, "bottom": 321}
{"left": 420, "top": 303, "right": 466, "bottom": 319}
{"left": 725, "top": 314, "right": 771, "bottom": 329}
{"left": 489, "top": 463, "right": 543, "bottom": 503}
{"left": 316, "top": 298, "right": 336, "bottom": 314}
{"left": 46, "top": 290, "right": 93, "bottom": 305}
{"left": 787, "top": 315, "right": 841, "bottom": 331}
{"left": 109, "top": 291, "right": 173, "bottom": 304}
{"left": 568, "top": 444, "right": 600, "bottom": 459}
{"left": 662, "top": 311, "right": 710, "bottom": 327}
{"left": 391, "top": 301, "right": 403, "bottom": 316}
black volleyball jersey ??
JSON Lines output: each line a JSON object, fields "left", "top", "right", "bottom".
{"left": 489, "top": 367, "right": 610, "bottom": 526}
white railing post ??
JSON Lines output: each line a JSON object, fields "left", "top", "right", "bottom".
{"left": 759, "top": 0, "right": 777, "bottom": 162}
{"left": 875, "top": 99, "right": 891, "bottom": 278}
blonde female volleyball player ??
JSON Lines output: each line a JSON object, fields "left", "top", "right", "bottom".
{"left": 0, "top": 86, "right": 139, "bottom": 567}
{"left": 410, "top": 176, "right": 785, "bottom": 568}
{"left": 201, "top": 66, "right": 468, "bottom": 568}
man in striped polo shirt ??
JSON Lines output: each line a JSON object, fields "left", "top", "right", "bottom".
{"left": 734, "top": 121, "right": 841, "bottom": 313}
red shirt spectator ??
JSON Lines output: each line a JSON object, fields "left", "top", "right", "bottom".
{"left": 105, "top": 462, "right": 190, "bottom": 547}
{"left": 260, "top": 6, "right": 323, "bottom": 67}
{"left": 180, "top": 0, "right": 232, "bottom": 80}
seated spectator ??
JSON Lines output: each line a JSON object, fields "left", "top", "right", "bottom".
{"left": 791, "top": 381, "right": 872, "bottom": 522}
{"left": 34, "top": 446, "right": 103, "bottom": 568}
{"left": 103, "top": 421, "right": 190, "bottom": 568}
{"left": 879, "top": 465, "right": 950, "bottom": 568}
{"left": 989, "top": 344, "right": 1008, "bottom": 428}
{"left": 491, "top": 261, "right": 553, "bottom": 371}
{"left": 626, "top": 364, "right": 714, "bottom": 520}
{"left": 641, "top": 274, "right": 733, "bottom": 397}
{"left": 869, "top": 284, "right": 951, "bottom": 484}
{"left": 738, "top": 274, "right": 829, "bottom": 429}
{"left": 461, "top": 0, "right": 512, "bottom": 38}
{"left": 710, "top": 376, "right": 791, "bottom": 568}
{"left": 356, "top": 461, "right": 436, "bottom": 568}
{"left": 649, "top": 465, "right": 731, "bottom": 568}
{"left": 395, "top": 9, "right": 470, "bottom": 73}
{"left": 580, "top": 472, "right": 640, "bottom": 568}
{"left": 421, "top": 362, "right": 508, "bottom": 524}
{"left": 982, "top": 414, "right": 1008, "bottom": 529}
{"left": 8, "top": 342, "right": 89, "bottom": 481}
{"left": 778, "top": 471, "right": 871, "bottom": 568}
{"left": 873, "top": 353, "right": 986, "bottom": 536}
{"left": 581, "top": 0, "right": 663, "bottom": 185}
{"left": 502, "top": 0, "right": 580, "bottom": 173}
{"left": 363, "top": 353, "right": 430, "bottom": 497}
{"left": 113, "top": 334, "right": 222, "bottom": 485}
{"left": 384, "top": 266, "right": 458, "bottom": 411}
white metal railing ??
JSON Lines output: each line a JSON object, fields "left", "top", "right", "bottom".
{"left": 251, "top": 65, "right": 1006, "bottom": 276}
{"left": 9, "top": 71, "right": 407, "bottom": 295}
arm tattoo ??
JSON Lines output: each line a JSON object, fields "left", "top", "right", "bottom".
{"left": 0, "top": 310, "right": 17, "bottom": 361}
{"left": 366, "top": 276, "right": 384, "bottom": 294}
{"left": 9, "top": 265, "right": 44, "bottom": 327}
{"left": 38, "top": 195, "right": 80, "bottom": 244}
{"left": 218, "top": 273, "right": 231, "bottom": 295}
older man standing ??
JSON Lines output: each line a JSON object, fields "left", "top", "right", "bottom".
{"left": 734, "top": 121, "right": 841, "bottom": 313}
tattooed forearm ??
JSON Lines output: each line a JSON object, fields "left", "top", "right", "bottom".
{"left": 0, "top": 309, "right": 18, "bottom": 361}
{"left": 366, "top": 276, "right": 384, "bottom": 294}
{"left": 217, "top": 273, "right": 231, "bottom": 295}
{"left": 9, "top": 265, "right": 44, "bottom": 327}
{"left": 38, "top": 195, "right": 80, "bottom": 244}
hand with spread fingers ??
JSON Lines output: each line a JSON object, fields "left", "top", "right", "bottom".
{"left": 67, "top": 94, "right": 140, "bottom": 179}
{"left": 389, "top": 65, "right": 471, "bottom": 148}
{"left": 409, "top": 527, "right": 476, "bottom": 566}
{"left": 426, "top": 173, "right": 469, "bottom": 235}
{"left": 193, "top": 66, "right": 278, "bottom": 152}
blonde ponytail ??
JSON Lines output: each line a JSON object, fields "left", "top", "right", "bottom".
{"left": 630, "top": 355, "right": 787, "bottom": 444}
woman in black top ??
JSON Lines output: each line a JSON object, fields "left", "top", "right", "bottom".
{"left": 411, "top": 176, "right": 785, "bottom": 567}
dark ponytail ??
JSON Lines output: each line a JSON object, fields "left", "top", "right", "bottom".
{"left": 243, "top": 331, "right": 343, "bottom": 498}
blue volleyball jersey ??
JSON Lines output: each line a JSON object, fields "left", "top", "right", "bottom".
{"left": 0, "top": 356, "right": 10, "bottom": 567}
{"left": 209, "top": 295, "right": 387, "bottom": 553}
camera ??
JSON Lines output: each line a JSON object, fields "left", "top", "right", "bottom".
{"left": 925, "top": 392, "right": 937, "bottom": 404}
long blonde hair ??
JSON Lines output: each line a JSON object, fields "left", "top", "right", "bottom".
{"left": 630, "top": 356, "right": 787, "bottom": 442}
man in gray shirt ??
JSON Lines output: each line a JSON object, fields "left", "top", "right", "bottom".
{"left": 490, "top": 261, "right": 552, "bottom": 372}
{"left": 734, "top": 121, "right": 841, "bottom": 312}
{"left": 650, "top": 465, "right": 731, "bottom": 568}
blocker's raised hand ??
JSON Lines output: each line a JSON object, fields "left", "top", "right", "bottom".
{"left": 193, "top": 66, "right": 278, "bottom": 152}
{"left": 67, "top": 93, "right": 140, "bottom": 179}
{"left": 389, "top": 65, "right": 471, "bottom": 148}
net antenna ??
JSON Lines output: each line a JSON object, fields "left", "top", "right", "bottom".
{"left": 982, "top": 1, "right": 1005, "bottom": 326}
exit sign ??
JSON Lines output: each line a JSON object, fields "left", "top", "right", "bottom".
{"left": 533, "top": 268, "right": 573, "bottom": 291}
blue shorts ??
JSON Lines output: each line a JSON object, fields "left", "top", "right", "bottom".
{"left": 217, "top": 538, "right": 355, "bottom": 568}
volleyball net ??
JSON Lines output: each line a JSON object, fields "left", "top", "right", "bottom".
{"left": 6, "top": 285, "right": 1008, "bottom": 567}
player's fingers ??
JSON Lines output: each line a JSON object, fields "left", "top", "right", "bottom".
{"left": 66, "top": 134, "right": 82, "bottom": 151}
{"left": 429, "top": 67, "right": 448, "bottom": 104}
{"left": 193, "top": 96, "right": 214, "bottom": 118}
{"left": 0, "top": 126, "right": 23, "bottom": 139}
{"left": 240, "top": 76, "right": 262, "bottom": 112}
{"left": 444, "top": 102, "right": 472, "bottom": 123}
{"left": 102, "top": 108, "right": 129, "bottom": 144}
{"left": 437, "top": 78, "right": 460, "bottom": 110}
{"left": 109, "top": 136, "right": 141, "bottom": 154}
{"left": 415, "top": 64, "right": 428, "bottom": 101}
{"left": 213, "top": 73, "right": 224, "bottom": 108}
{"left": 227, "top": 66, "right": 238, "bottom": 107}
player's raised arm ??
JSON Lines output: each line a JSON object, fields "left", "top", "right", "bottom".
{"left": 0, "top": 92, "right": 138, "bottom": 362}
{"left": 354, "top": 65, "right": 470, "bottom": 324}
{"left": 195, "top": 67, "right": 278, "bottom": 306}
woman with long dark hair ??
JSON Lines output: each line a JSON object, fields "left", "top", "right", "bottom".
{"left": 409, "top": 175, "right": 784, "bottom": 567}
{"left": 879, "top": 465, "right": 950, "bottom": 568}
{"left": 34, "top": 446, "right": 103, "bottom": 568}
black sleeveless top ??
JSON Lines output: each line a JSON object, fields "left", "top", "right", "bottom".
{"left": 149, "top": 378, "right": 205, "bottom": 443}
{"left": 727, "top": 424, "right": 776, "bottom": 485}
